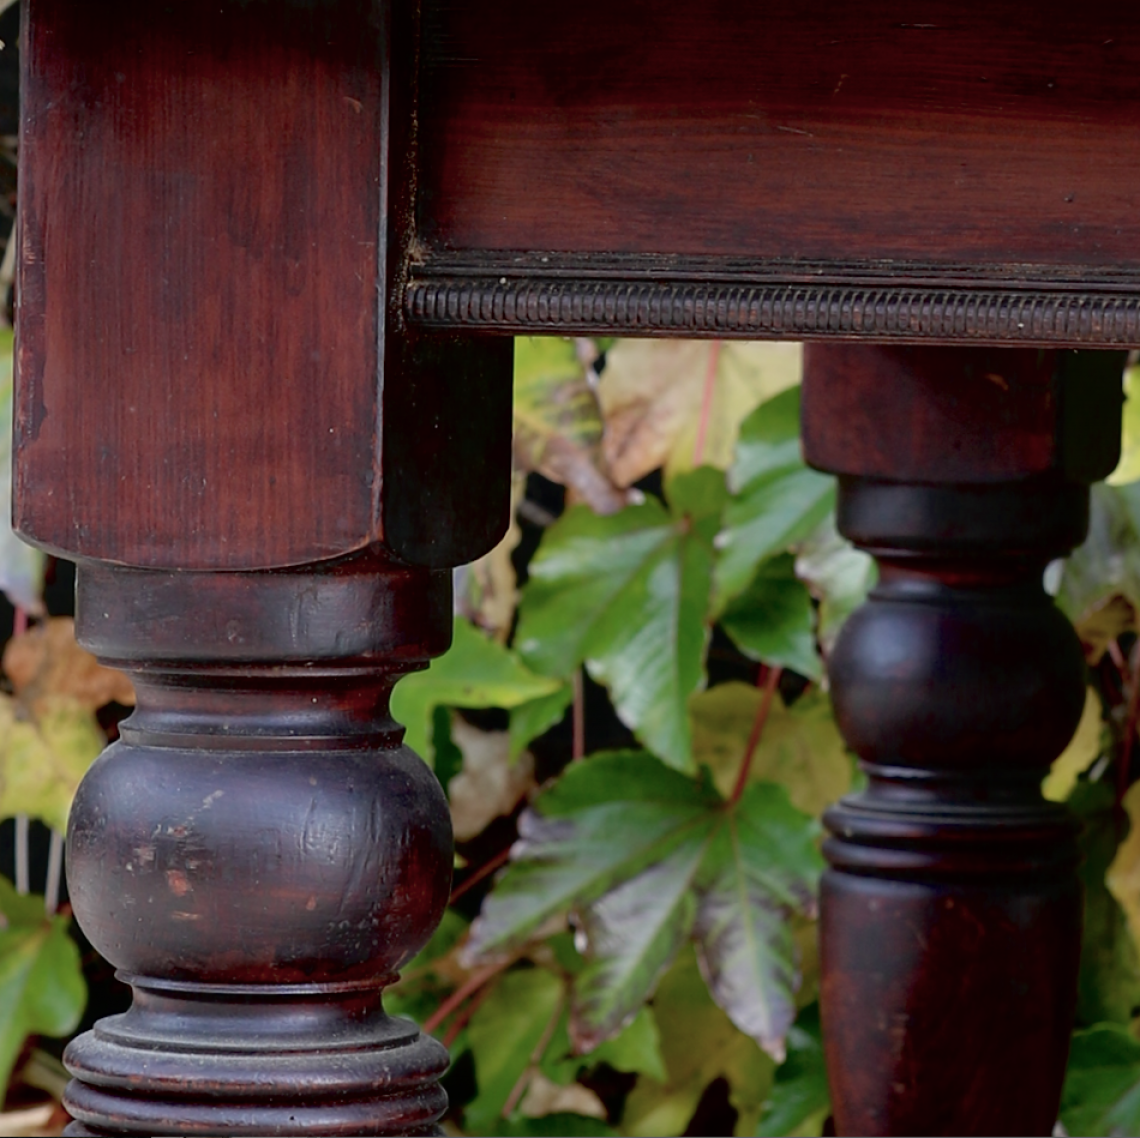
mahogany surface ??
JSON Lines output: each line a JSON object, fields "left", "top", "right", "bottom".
{"left": 15, "top": 0, "right": 513, "bottom": 571}
{"left": 804, "top": 346, "right": 1121, "bottom": 1135}
{"left": 405, "top": 0, "right": 1140, "bottom": 343}
{"left": 9, "top": 2, "right": 1137, "bottom": 1136}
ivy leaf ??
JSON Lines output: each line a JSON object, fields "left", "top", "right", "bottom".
{"left": 390, "top": 618, "right": 563, "bottom": 765}
{"left": 0, "top": 879, "right": 86, "bottom": 1103}
{"left": 466, "top": 752, "right": 720, "bottom": 960}
{"left": 1109, "top": 363, "right": 1140, "bottom": 486}
{"left": 689, "top": 683, "right": 851, "bottom": 818}
{"left": 1056, "top": 483, "right": 1140, "bottom": 662}
{"left": 4, "top": 618, "right": 134, "bottom": 714}
{"left": 509, "top": 684, "right": 574, "bottom": 762}
{"left": 714, "top": 388, "right": 835, "bottom": 609}
{"left": 757, "top": 1003, "right": 831, "bottom": 1137}
{"left": 1061, "top": 1023, "right": 1140, "bottom": 1137}
{"left": 465, "top": 967, "right": 565, "bottom": 1136}
{"left": 513, "top": 337, "right": 625, "bottom": 515}
{"left": 0, "top": 694, "right": 106, "bottom": 832}
{"left": 621, "top": 948, "right": 774, "bottom": 1138}
{"left": 541, "top": 1004, "right": 667, "bottom": 1086}
{"left": 515, "top": 469, "right": 725, "bottom": 771}
{"left": 597, "top": 340, "right": 801, "bottom": 487}
{"left": 720, "top": 554, "right": 821, "bottom": 681}
{"left": 1072, "top": 782, "right": 1140, "bottom": 1025}
{"left": 448, "top": 719, "right": 536, "bottom": 843}
{"left": 467, "top": 751, "right": 821, "bottom": 1060}
{"left": 1042, "top": 688, "right": 1104, "bottom": 803}
{"left": 794, "top": 514, "right": 877, "bottom": 658}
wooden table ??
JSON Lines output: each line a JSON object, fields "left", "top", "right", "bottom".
{"left": 12, "top": 1, "right": 1134, "bottom": 1134}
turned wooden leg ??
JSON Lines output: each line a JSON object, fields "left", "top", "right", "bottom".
{"left": 62, "top": 556, "right": 454, "bottom": 1136}
{"left": 12, "top": 2, "right": 514, "bottom": 1132}
{"left": 802, "top": 346, "right": 1124, "bottom": 1136}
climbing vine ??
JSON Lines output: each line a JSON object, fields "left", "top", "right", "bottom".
{"left": 3, "top": 337, "right": 1140, "bottom": 1135}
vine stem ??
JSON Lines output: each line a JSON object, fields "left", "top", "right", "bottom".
{"left": 730, "top": 665, "right": 782, "bottom": 806}
{"left": 450, "top": 845, "right": 513, "bottom": 905}
{"left": 442, "top": 980, "right": 494, "bottom": 1049}
{"left": 422, "top": 957, "right": 511, "bottom": 1037}
{"left": 501, "top": 991, "right": 566, "bottom": 1117}
{"left": 693, "top": 341, "right": 721, "bottom": 468}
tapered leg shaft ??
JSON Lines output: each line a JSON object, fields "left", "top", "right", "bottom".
{"left": 802, "top": 345, "right": 1124, "bottom": 1136}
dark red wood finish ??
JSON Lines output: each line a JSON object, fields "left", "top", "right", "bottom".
{"left": 404, "top": 0, "right": 1140, "bottom": 344}
{"left": 64, "top": 555, "right": 455, "bottom": 1136}
{"left": 14, "top": 2, "right": 515, "bottom": 1134}
{"left": 15, "top": 0, "right": 513, "bottom": 571}
{"left": 11, "top": 2, "right": 1136, "bottom": 1136}
{"left": 803, "top": 346, "right": 1123, "bottom": 1135}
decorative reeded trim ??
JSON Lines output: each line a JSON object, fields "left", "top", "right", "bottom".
{"left": 406, "top": 276, "right": 1140, "bottom": 344}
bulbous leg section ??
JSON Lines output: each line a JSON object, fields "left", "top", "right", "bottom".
{"left": 60, "top": 554, "right": 455, "bottom": 1137}
{"left": 802, "top": 346, "right": 1124, "bottom": 1137}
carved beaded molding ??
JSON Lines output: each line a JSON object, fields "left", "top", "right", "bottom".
{"left": 405, "top": 276, "right": 1140, "bottom": 345}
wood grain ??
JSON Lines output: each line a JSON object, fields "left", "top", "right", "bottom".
{"left": 15, "top": 0, "right": 515, "bottom": 571}
{"left": 419, "top": 0, "right": 1140, "bottom": 268}
{"left": 803, "top": 347, "right": 1118, "bottom": 1135}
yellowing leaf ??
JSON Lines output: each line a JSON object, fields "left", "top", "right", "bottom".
{"left": 3, "top": 617, "right": 134, "bottom": 713}
{"left": 0, "top": 694, "right": 105, "bottom": 832}
{"left": 621, "top": 948, "right": 774, "bottom": 1138}
{"left": 1107, "top": 781, "right": 1140, "bottom": 956}
{"left": 598, "top": 341, "right": 802, "bottom": 488}
{"left": 1109, "top": 364, "right": 1140, "bottom": 486}
{"left": 514, "top": 338, "right": 625, "bottom": 515}
{"left": 690, "top": 683, "right": 850, "bottom": 818}
{"left": 1043, "top": 688, "right": 1104, "bottom": 802}
{"left": 448, "top": 719, "right": 537, "bottom": 843}
{"left": 390, "top": 618, "right": 563, "bottom": 765}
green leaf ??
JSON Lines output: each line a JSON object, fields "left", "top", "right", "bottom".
{"left": 794, "top": 514, "right": 877, "bottom": 657}
{"left": 716, "top": 388, "right": 836, "bottom": 607}
{"left": 1061, "top": 1023, "right": 1140, "bottom": 1138}
{"left": 692, "top": 784, "right": 822, "bottom": 1060}
{"left": 468, "top": 752, "right": 820, "bottom": 1061}
{"left": 0, "top": 328, "right": 45, "bottom": 614}
{"left": 1071, "top": 782, "right": 1140, "bottom": 1026}
{"left": 516, "top": 469, "right": 725, "bottom": 771}
{"left": 0, "top": 880, "right": 86, "bottom": 1102}
{"left": 466, "top": 752, "right": 719, "bottom": 960}
{"left": 390, "top": 618, "right": 562, "bottom": 765}
{"left": 466, "top": 967, "right": 564, "bottom": 1135}
{"left": 509, "top": 684, "right": 574, "bottom": 762}
{"left": 1056, "top": 483, "right": 1140, "bottom": 662}
{"left": 514, "top": 338, "right": 624, "bottom": 515}
{"left": 541, "top": 1004, "right": 667, "bottom": 1086}
{"left": 431, "top": 706, "right": 463, "bottom": 797}
{"left": 720, "top": 554, "right": 821, "bottom": 681}
{"left": 757, "top": 1003, "right": 830, "bottom": 1137}
{"left": 0, "top": 695, "right": 106, "bottom": 832}
{"left": 590, "top": 1006, "right": 667, "bottom": 1082}
{"left": 621, "top": 948, "right": 774, "bottom": 1138}
{"left": 690, "top": 683, "right": 851, "bottom": 818}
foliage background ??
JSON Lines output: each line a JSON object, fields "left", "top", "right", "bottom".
{"left": 5, "top": 331, "right": 1140, "bottom": 1135}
